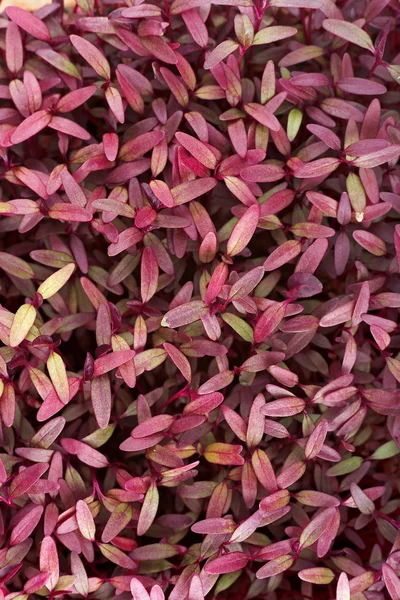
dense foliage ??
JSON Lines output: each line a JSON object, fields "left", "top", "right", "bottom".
{"left": 0, "top": 0, "right": 399, "bottom": 598}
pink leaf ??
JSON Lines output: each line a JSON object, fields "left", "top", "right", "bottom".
{"left": 149, "top": 180, "right": 174, "bottom": 208}
{"left": 336, "top": 572, "right": 351, "bottom": 600}
{"left": 382, "top": 564, "right": 400, "bottom": 600}
{"left": 162, "top": 301, "right": 208, "bottom": 328}
{"left": 70, "top": 34, "right": 111, "bottom": 80}
{"left": 256, "top": 555, "right": 295, "bottom": 579}
{"left": 6, "top": 22, "right": 23, "bottom": 74}
{"left": 11, "top": 110, "right": 52, "bottom": 144}
{"left": 48, "top": 116, "right": 91, "bottom": 140}
{"left": 227, "top": 204, "right": 260, "bottom": 256}
{"left": 131, "top": 415, "right": 175, "bottom": 439}
{"left": 6, "top": 6, "right": 51, "bottom": 41}
{"left": 305, "top": 419, "right": 328, "bottom": 460}
{"left": 182, "top": 10, "right": 208, "bottom": 48}
{"left": 264, "top": 240, "right": 302, "bottom": 271}
{"left": 91, "top": 374, "right": 111, "bottom": 430}
{"left": 141, "top": 247, "right": 158, "bottom": 304}
{"left": 253, "top": 26, "right": 297, "bottom": 45}
{"left": 141, "top": 36, "right": 178, "bottom": 65}
{"left": 131, "top": 578, "right": 151, "bottom": 600}
{"left": 261, "top": 397, "right": 305, "bottom": 417}
{"left": 9, "top": 463, "right": 49, "bottom": 498}
{"left": 353, "top": 230, "right": 386, "bottom": 256}
{"left": 76, "top": 499, "right": 96, "bottom": 541}
{"left": 204, "top": 40, "right": 239, "bottom": 69}
{"left": 352, "top": 146, "right": 400, "bottom": 168}
{"left": 241, "top": 164, "right": 285, "bottom": 182}
{"left": 48, "top": 204, "right": 92, "bottom": 222}
{"left": 175, "top": 132, "right": 220, "bottom": 169}
{"left": 307, "top": 124, "right": 341, "bottom": 150}
{"left": 254, "top": 302, "right": 286, "bottom": 343}
{"left": 323, "top": 19, "right": 374, "bottom": 51}
{"left": 337, "top": 77, "right": 386, "bottom": 95}
{"left": 163, "top": 343, "right": 191, "bottom": 382}
{"left": 204, "top": 552, "right": 248, "bottom": 574}
{"left": 244, "top": 103, "right": 280, "bottom": 132}
{"left": 192, "top": 517, "right": 235, "bottom": 535}
{"left": 39, "top": 536, "right": 59, "bottom": 591}
{"left": 119, "top": 131, "right": 165, "bottom": 162}
{"left": 171, "top": 177, "right": 217, "bottom": 205}
{"left": 293, "top": 157, "right": 340, "bottom": 179}
{"left": 10, "top": 505, "right": 44, "bottom": 545}
{"left": 137, "top": 481, "right": 159, "bottom": 536}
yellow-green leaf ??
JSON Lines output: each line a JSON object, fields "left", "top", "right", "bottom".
{"left": 37, "top": 263, "right": 75, "bottom": 300}
{"left": 221, "top": 313, "right": 254, "bottom": 342}
{"left": 9, "top": 304, "right": 36, "bottom": 348}
{"left": 47, "top": 350, "right": 69, "bottom": 405}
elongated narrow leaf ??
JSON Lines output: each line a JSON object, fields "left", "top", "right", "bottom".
{"left": 9, "top": 303, "right": 36, "bottom": 348}
{"left": 102, "top": 503, "right": 132, "bottom": 543}
{"left": 6, "top": 7, "right": 51, "bottom": 41}
{"left": 323, "top": 19, "right": 374, "bottom": 51}
{"left": 76, "top": 500, "right": 96, "bottom": 541}
{"left": 137, "top": 481, "right": 159, "bottom": 536}
{"left": 253, "top": 26, "right": 297, "bottom": 45}
{"left": 11, "top": 110, "right": 52, "bottom": 145}
{"left": 39, "top": 536, "right": 59, "bottom": 591}
{"left": 205, "top": 552, "right": 248, "bottom": 574}
{"left": 10, "top": 463, "right": 48, "bottom": 498}
{"left": 47, "top": 350, "right": 69, "bottom": 405}
{"left": 70, "top": 35, "right": 111, "bottom": 80}
{"left": 204, "top": 41, "right": 239, "bottom": 69}
{"left": 119, "top": 131, "right": 165, "bottom": 162}
{"left": 244, "top": 103, "right": 280, "bottom": 132}
{"left": 227, "top": 204, "right": 260, "bottom": 256}
{"left": 38, "top": 264, "right": 75, "bottom": 300}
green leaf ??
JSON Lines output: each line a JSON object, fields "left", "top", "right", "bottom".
{"left": 222, "top": 313, "right": 254, "bottom": 342}
{"left": 371, "top": 440, "right": 400, "bottom": 460}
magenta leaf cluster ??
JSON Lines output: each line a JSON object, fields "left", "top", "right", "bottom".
{"left": 0, "top": 0, "right": 399, "bottom": 598}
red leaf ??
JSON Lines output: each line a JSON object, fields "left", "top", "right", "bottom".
{"left": 91, "top": 374, "right": 111, "bottom": 430}
{"left": 163, "top": 342, "right": 192, "bottom": 382}
{"left": 241, "top": 164, "right": 285, "bottom": 182}
{"left": 204, "top": 552, "right": 248, "bottom": 574}
{"left": 382, "top": 564, "right": 400, "bottom": 600}
{"left": 70, "top": 34, "right": 111, "bottom": 80}
{"left": 141, "top": 247, "right": 158, "bottom": 303}
{"left": 6, "top": 6, "right": 51, "bottom": 41}
{"left": 323, "top": 19, "right": 374, "bottom": 51}
{"left": 254, "top": 302, "right": 286, "bottom": 343}
{"left": 131, "top": 415, "right": 175, "bottom": 439}
{"left": 294, "top": 157, "right": 340, "bottom": 179}
{"left": 11, "top": 110, "right": 52, "bottom": 144}
{"left": 9, "top": 463, "right": 49, "bottom": 498}
{"left": 48, "top": 203, "right": 92, "bottom": 222}
{"left": 10, "top": 505, "right": 44, "bottom": 545}
{"left": 39, "top": 536, "right": 59, "bottom": 591}
{"left": 244, "top": 103, "right": 280, "bottom": 131}
{"left": 56, "top": 86, "right": 97, "bottom": 114}
{"left": 141, "top": 36, "right": 178, "bottom": 65}
{"left": 264, "top": 240, "right": 302, "bottom": 271}
{"left": 227, "top": 204, "right": 260, "bottom": 256}
{"left": 204, "top": 40, "right": 239, "bottom": 69}
{"left": 175, "top": 132, "right": 220, "bottom": 169}
{"left": 137, "top": 481, "right": 159, "bottom": 536}
{"left": 162, "top": 301, "right": 208, "bottom": 328}
{"left": 6, "top": 22, "right": 23, "bottom": 74}
{"left": 256, "top": 555, "right": 295, "bottom": 579}
{"left": 119, "top": 131, "right": 165, "bottom": 162}
{"left": 171, "top": 177, "right": 217, "bottom": 205}
{"left": 48, "top": 116, "right": 90, "bottom": 140}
